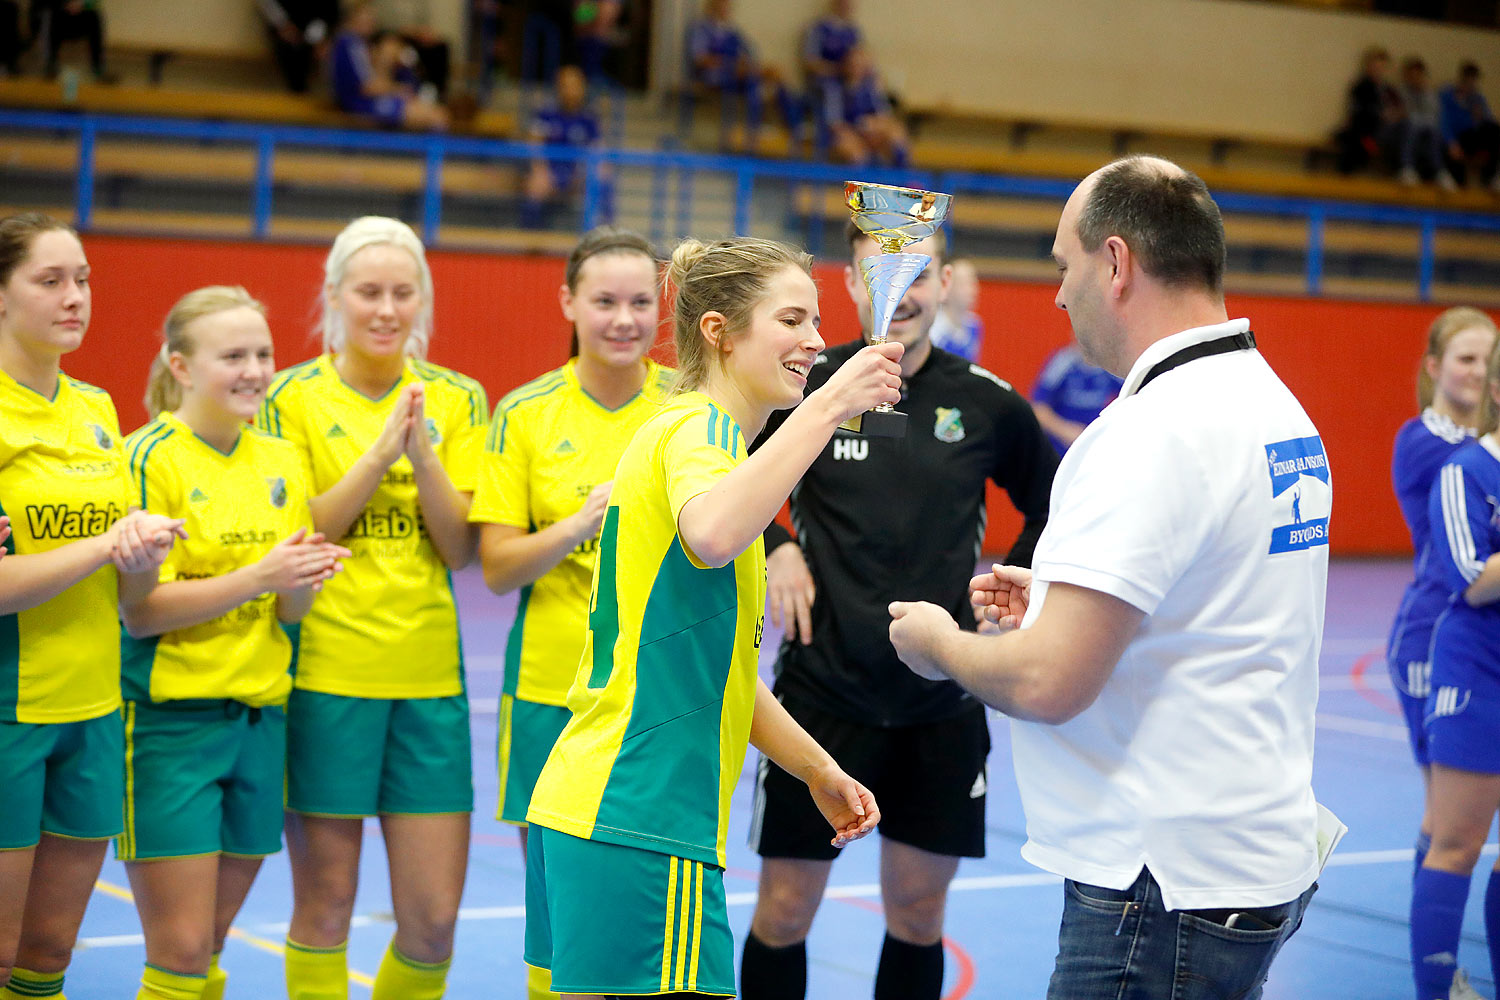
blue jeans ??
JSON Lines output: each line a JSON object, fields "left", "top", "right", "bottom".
{"left": 1048, "top": 867, "right": 1317, "bottom": 1000}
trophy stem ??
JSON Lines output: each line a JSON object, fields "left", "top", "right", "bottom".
{"left": 859, "top": 251, "right": 929, "bottom": 415}
{"left": 860, "top": 251, "right": 931, "bottom": 347}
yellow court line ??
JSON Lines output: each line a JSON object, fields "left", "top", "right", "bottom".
{"left": 94, "top": 879, "right": 376, "bottom": 988}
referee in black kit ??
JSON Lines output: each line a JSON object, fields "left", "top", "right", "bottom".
{"left": 740, "top": 220, "right": 1058, "bottom": 1000}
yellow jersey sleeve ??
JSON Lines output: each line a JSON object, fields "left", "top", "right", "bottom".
{"left": 469, "top": 372, "right": 552, "bottom": 529}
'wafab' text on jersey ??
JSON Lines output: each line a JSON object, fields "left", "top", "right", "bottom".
{"left": 256, "top": 355, "right": 487, "bottom": 698}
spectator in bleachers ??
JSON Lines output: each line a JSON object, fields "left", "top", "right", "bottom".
{"left": 1030, "top": 344, "right": 1124, "bottom": 456}
{"left": 1397, "top": 56, "right": 1457, "bottom": 190}
{"left": 36, "top": 0, "right": 114, "bottom": 83}
{"left": 929, "top": 258, "right": 983, "bottom": 362}
{"left": 257, "top": 0, "right": 340, "bottom": 94}
{"left": 802, "top": 0, "right": 860, "bottom": 107}
{"left": 826, "top": 44, "right": 908, "bottom": 168}
{"left": 1441, "top": 61, "right": 1500, "bottom": 193}
{"left": 522, "top": 64, "right": 603, "bottom": 228}
{"left": 685, "top": 0, "right": 763, "bottom": 150}
{"left": 1336, "top": 45, "right": 1403, "bottom": 175}
{"left": 330, "top": 2, "right": 448, "bottom": 130}
{"left": 373, "top": 0, "right": 450, "bottom": 98}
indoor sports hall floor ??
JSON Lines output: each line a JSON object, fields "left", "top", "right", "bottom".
{"left": 67, "top": 559, "right": 1468, "bottom": 998}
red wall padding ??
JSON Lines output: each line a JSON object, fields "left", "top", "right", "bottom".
{"left": 68, "top": 234, "right": 1484, "bottom": 557}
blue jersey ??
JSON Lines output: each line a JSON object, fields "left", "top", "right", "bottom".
{"left": 803, "top": 17, "right": 860, "bottom": 72}
{"left": 1426, "top": 436, "right": 1500, "bottom": 599}
{"left": 828, "top": 71, "right": 887, "bottom": 124}
{"left": 532, "top": 104, "right": 599, "bottom": 186}
{"left": 1030, "top": 346, "right": 1123, "bottom": 454}
{"left": 1387, "top": 410, "right": 1476, "bottom": 686}
{"left": 1425, "top": 437, "right": 1500, "bottom": 754}
{"left": 929, "top": 311, "right": 983, "bottom": 362}
{"left": 687, "top": 17, "right": 750, "bottom": 88}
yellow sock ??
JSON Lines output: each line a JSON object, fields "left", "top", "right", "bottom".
{"left": 525, "top": 962, "right": 557, "bottom": 999}
{"left": 136, "top": 965, "right": 206, "bottom": 1000}
{"left": 370, "top": 942, "right": 450, "bottom": 1000}
{"left": 1, "top": 967, "right": 65, "bottom": 998}
{"left": 285, "top": 938, "right": 348, "bottom": 1000}
{"left": 200, "top": 953, "right": 226, "bottom": 1000}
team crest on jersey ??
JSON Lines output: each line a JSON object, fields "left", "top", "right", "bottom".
{"left": 426, "top": 417, "right": 441, "bottom": 444}
{"left": 88, "top": 423, "right": 112, "bottom": 449}
{"left": 933, "top": 407, "right": 965, "bottom": 443}
{"left": 267, "top": 477, "right": 288, "bottom": 509}
{"left": 1265, "top": 435, "right": 1331, "bottom": 553}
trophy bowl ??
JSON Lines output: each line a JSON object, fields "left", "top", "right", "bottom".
{"left": 840, "top": 181, "right": 953, "bottom": 437}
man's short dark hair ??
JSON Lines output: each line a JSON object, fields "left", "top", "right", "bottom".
{"left": 1076, "top": 156, "right": 1226, "bottom": 295}
{"left": 844, "top": 218, "right": 949, "bottom": 264}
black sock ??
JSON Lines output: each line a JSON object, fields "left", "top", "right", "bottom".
{"left": 874, "top": 932, "right": 944, "bottom": 1000}
{"left": 739, "top": 931, "right": 807, "bottom": 1000}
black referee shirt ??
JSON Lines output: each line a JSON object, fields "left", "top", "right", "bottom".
{"left": 756, "top": 340, "right": 1058, "bottom": 727}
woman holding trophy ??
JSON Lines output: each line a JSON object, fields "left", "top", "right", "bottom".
{"left": 521, "top": 235, "right": 895, "bottom": 997}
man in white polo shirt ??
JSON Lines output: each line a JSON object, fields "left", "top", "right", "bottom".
{"left": 887, "top": 154, "right": 1332, "bottom": 999}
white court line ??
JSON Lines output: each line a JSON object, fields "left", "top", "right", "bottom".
{"left": 1316, "top": 712, "right": 1407, "bottom": 741}
{"left": 77, "top": 845, "right": 1492, "bottom": 950}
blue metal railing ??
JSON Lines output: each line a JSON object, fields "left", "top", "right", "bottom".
{"left": 3, "top": 107, "right": 1498, "bottom": 300}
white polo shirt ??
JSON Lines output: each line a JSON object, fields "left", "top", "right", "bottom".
{"left": 1012, "top": 318, "right": 1330, "bottom": 911}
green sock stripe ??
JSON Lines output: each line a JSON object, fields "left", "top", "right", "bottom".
{"left": 143, "top": 964, "right": 207, "bottom": 981}
{"left": 4, "top": 968, "right": 64, "bottom": 997}
{"left": 285, "top": 938, "right": 348, "bottom": 956}
{"left": 390, "top": 946, "right": 451, "bottom": 973}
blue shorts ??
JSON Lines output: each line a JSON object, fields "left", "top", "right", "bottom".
{"left": 1387, "top": 631, "right": 1434, "bottom": 767}
{"left": 1425, "top": 606, "right": 1500, "bottom": 773}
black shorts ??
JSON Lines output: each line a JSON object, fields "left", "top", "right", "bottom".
{"left": 748, "top": 693, "right": 990, "bottom": 861}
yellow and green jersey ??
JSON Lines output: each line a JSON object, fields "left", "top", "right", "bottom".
{"left": 121, "top": 412, "right": 314, "bottom": 707}
{"left": 526, "top": 392, "right": 766, "bottom": 868}
{"left": 256, "top": 354, "right": 488, "bottom": 699}
{"left": 469, "top": 358, "right": 673, "bottom": 707}
{"left": 0, "top": 368, "right": 131, "bottom": 724}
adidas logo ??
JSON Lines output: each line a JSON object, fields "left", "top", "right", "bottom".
{"left": 189, "top": 487, "right": 209, "bottom": 503}
{"left": 555, "top": 439, "right": 576, "bottom": 454}
{"left": 969, "top": 770, "right": 987, "bottom": 799}
{"left": 326, "top": 424, "right": 347, "bottom": 439}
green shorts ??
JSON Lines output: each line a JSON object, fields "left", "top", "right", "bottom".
{"left": 496, "top": 695, "right": 571, "bottom": 825}
{"left": 0, "top": 709, "right": 123, "bottom": 850}
{"left": 285, "top": 689, "right": 473, "bottom": 817}
{"left": 117, "top": 700, "right": 286, "bottom": 861}
{"left": 524, "top": 825, "right": 734, "bottom": 997}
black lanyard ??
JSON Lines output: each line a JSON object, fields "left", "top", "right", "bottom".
{"left": 1136, "top": 330, "right": 1257, "bottom": 394}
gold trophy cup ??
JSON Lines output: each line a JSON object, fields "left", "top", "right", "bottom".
{"left": 840, "top": 180, "right": 953, "bottom": 437}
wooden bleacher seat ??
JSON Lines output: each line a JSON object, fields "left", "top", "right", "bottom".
{"left": 0, "top": 77, "right": 515, "bottom": 138}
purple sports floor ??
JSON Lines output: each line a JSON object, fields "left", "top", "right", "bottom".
{"left": 64, "top": 559, "right": 1465, "bottom": 998}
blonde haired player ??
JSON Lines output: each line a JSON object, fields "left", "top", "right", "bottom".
{"left": 523, "top": 236, "right": 893, "bottom": 998}
{"left": 0, "top": 213, "right": 184, "bottom": 1000}
{"left": 469, "top": 226, "right": 670, "bottom": 1000}
{"left": 117, "top": 286, "right": 348, "bottom": 1000}
{"left": 256, "top": 217, "right": 488, "bottom": 1000}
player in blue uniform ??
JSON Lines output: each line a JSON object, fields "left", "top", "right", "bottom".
{"left": 522, "top": 65, "right": 603, "bottom": 229}
{"left": 1409, "top": 333, "right": 1500, "bottom": 1000}
{"left": 1386, "top": 308, "right": 1497, "bottom": 882}
{"left": 1030, "top": 343, "right": 1125, "bottom": 455}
